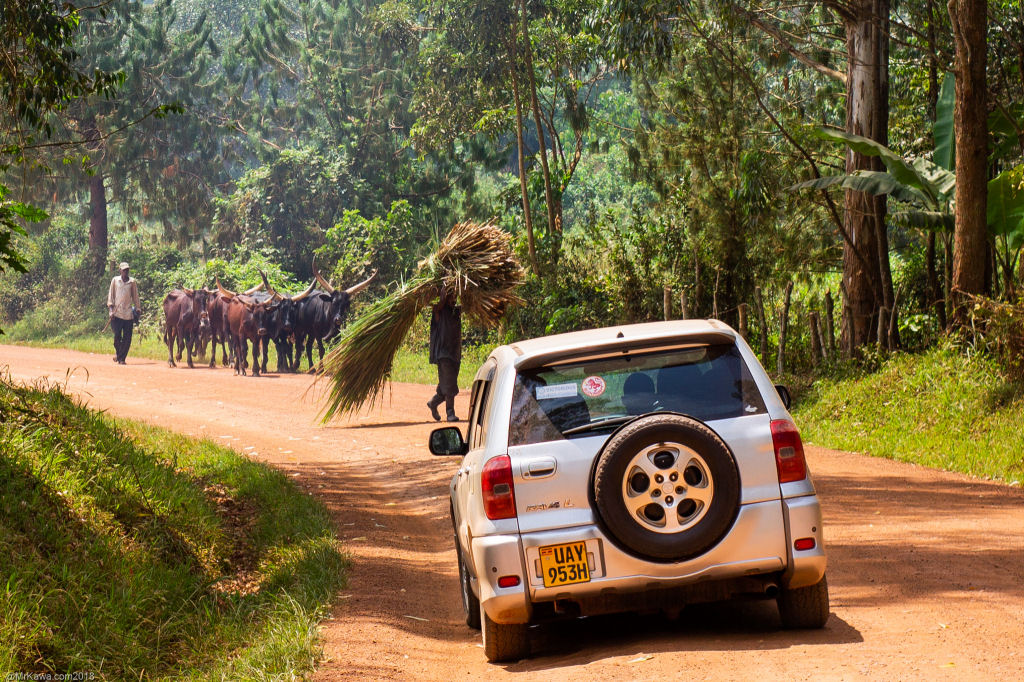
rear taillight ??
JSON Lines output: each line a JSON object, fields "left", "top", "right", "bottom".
{"left": 771, "top": 419, "right": 807, "bottom": 483}
{"left": 482, "top": 455, "right": 517, "bottom": 520}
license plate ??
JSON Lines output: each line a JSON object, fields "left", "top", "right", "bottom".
{"left": 539, "top": 541, "right": 591, "bottom": 588}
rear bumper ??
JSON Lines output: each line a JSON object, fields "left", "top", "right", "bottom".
{"left": 780, "top": 494, "right": 827, "bottom": 589}
{"left": 473, "top": 499, "right": 804, "bottom": 624}
{"left": 470, "top": 534, "right": 532, "bottom": 624}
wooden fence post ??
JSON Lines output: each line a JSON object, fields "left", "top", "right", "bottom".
{"left": 810, "top": 312, "right": 823, "bottom": 365}
{"left": 663, "top": 286, "right": 672, "bottom": 321}
{"left": 777, "top": 281, "right": 794, "bottom": 376}
{"left": 824, "top": 289, "right": 837, "bottom": 358}
{"left": 888, "top": 290, "right": 900, "bottom": 349}
{"left": 738, "top": 303, "right": 748, "bottom": 340}
{"left": 680, "top": 290, "right": 689, "bottom": 319}
{"left": 754, "top": 286, "right": 769, "bottom": 367}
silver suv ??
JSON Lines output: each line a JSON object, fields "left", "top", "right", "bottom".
{"left": 429, "top": 320, "right": 828, "bottom": 662}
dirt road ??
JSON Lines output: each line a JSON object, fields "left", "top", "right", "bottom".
{"left": 3, "top": 343, "right": 1023, "bottom": 680}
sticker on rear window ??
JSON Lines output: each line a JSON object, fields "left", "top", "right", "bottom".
{"left": 581, "top": 376, "right": 606, "bottom": 397}
{"left": 536, "top": 382, "right": 578, "bottom": 400}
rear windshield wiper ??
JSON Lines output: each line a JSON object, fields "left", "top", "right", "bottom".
{"left": 563, "top": 416, "right": 635, "bottom": 436}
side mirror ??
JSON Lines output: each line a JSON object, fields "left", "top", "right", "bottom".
{"left": 774, "top": 384, "right": 792, "bottom": 410}
{"left": 429, "top": 427, "right": 468, "bottom": 456}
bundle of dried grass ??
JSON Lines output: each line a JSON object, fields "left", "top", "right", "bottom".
{"left": 318, "top": 220, "right": 524, "bottom": 420}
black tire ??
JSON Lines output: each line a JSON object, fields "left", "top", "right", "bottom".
{"left": 481, "top": 604, "right": 529, "bottom": 663}
{"left": 451, "top": 504, "right": 480, "bottom": 630}
{"left": 457, "top": 541, "right": 481, "bottom": 630}
{"left": 592, "top": 413, "right": 740, "bottom": 562}
{"left": 777, "top": 574, "right": 830, "bottom": 629}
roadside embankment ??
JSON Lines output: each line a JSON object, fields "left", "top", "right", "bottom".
{"left": 0, "top": 373, "right": 347, "bottom": 678}
{"left": 794, "top": 345, "right": 1024, "bottom": 484}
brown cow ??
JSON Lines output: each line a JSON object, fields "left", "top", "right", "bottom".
{"left": 162, "top": 288, "right": 211, "bottom": 368}
{"left": 201, "top": 282, "right": 263, "bottom": 368}
{"left": 217, "top": 280, "right": 278, "bottom": 376}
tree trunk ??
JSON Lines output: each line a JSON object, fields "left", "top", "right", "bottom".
{"left": 754, "top": 286, "right": 769, "bottom": 367}
{"left": 89, "top": 173, "right": 108, "bottom": 275}
{"left": 810, "top": 312, "right": 824, "bottom": 365}
{"left": 948, "top": 0, "right": 989, "bottom": 321}
{"left": 824, "top": 290, "right": 837, "bottom": 357}
{"left": 777, "top": 281, "right": 794, "bottom": 376}
{"left": 507, "top": 34, "right": 538, "bottom": 274}
{"left": 874, "top": 0, "right": 898, "bottom": 349}
{"left": 927, "top": 232, "right": 947, "bottom": 327}
{"left": 840, "top": 0, "right": 888, "bottom": 350}
{"left": 517, "top": 0, "right": 558, "bottom": 237}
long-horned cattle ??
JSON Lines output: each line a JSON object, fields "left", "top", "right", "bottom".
{"left": 201, "top": 281, "right": 263, "bottom": 368}
{"left": 292, "top": 264, "right": 376, "bottom": 372}
{"left": 257, "top": 271, "right": 317, "bottom": 374}
{"left": 217, "top": 279, "right": 278, "bottom": 377}
{"left": 162, "top": 287, "right": 211, "bottom": 368}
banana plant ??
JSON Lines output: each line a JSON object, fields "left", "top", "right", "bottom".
{"left": 793, "top": 72, "right": 1024, "bottom": 256}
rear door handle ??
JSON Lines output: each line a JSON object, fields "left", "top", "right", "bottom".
{"left": 525, "top": 458, "right": 556, "bottom": 478}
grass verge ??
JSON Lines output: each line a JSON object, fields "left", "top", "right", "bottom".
{"left": 793, "top": 344, "right": 1024, "bottom": 484}
{"left": 4, "top": 332, "right": 494, "bottom": 388}
{"left": 0, "top": 374, "right": 347, "bottom": 679}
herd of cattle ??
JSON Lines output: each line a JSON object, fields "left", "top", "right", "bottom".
{"left": 161, "top": 266, "right": 376, "bottom": 376}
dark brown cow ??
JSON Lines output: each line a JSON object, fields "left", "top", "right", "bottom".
{"left": 201, "top": 282, "right": 263, "bottom": 368}
{"left": 257, "top": 272, "right": 316, "bottom": 374}
{"left": 162, "top": 288, "right": 211, "bottom": 368}
{"left": 218, "top": 280, "right": 278, "bottom": 376}
{"left": 292, "top": 265, "right": 376, "bottom": 372}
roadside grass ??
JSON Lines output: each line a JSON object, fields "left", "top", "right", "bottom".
{"left": 793, "top": 344, "right": 1024, "bottom": 484}
{"left": 0, "top": 374, "right": 347, "bottom": 679}
{"left": 4, "top": 331, "right": 494, "bottom": 387}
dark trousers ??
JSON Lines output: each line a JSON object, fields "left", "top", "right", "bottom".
{"left": 112, "top": 317, "right": 134, "bottom": 362}
{"left": 428, "top": 358, "right": 460, "bottom": 417}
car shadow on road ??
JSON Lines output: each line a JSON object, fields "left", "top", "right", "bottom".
{"left": 505, "top": 600, "right": 861, "bottom": 672}
{"left": 813, "top": 471, "right": 1024, "bottom": 602}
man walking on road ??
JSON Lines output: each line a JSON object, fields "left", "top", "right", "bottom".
{"left": 107, "top": 262, "right": 140, "bottom": 365}
{"left": 427, "top": 287, "right": 461, "bottom": 422}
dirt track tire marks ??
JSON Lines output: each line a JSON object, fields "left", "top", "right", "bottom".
{"left": 4, "top": 343, "right": 1024, "bottom": 680}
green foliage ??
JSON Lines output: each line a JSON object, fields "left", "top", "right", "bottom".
{"left": 964, "top": 295, "right": 1024, "bottom": 379}
{"left": 317, "top": 200, "right": 421, "bottom": 291}
{"left": 0, "top": 0, "right": 122, "bottom": 143}
{"left": 0, "top": 184, "right": 36, "bottom": 286}
{"left": 213, "top": 147, "right": 360, "bottom": 280}
{"left": 795, "top": 344, "right": 1024, "bottom": 483}
{"left": 0, "top": 375, "right": 346, "bottom": 676}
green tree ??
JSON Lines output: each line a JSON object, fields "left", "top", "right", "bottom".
{"left": 217, "top": 0, "right": 469, "bottom": 269}
{"left": 212, "top": 147, "right": 362, "bottom": 278}
{"left": 34, "top": 0, "right": 222, "bottom": 273}
{"left": 0, "top": 1, "right": 120, "bottom": 289}
{"left": 412, "top": 0, "right": 608, "bottom": 273}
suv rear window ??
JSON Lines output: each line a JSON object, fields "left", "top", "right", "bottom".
{"left": 509, "top": 343, "right": 766, "bottom": 446}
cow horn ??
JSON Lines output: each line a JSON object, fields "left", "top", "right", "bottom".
{"left": 183, "top": 287, "right": 194, "bottom": 295}
{"left": 259, "top": 270, "right": 281, "bottom": 301}
{"left": 344, "top": 269, "right": 378, "bottom": 297}
{"left": 313, "top": 257, "right": 335, "bottom": 294}
{"left": 242, "top": 281, "right": 265, "bottom": 295}
{"left": 216, "top": 278, "right": 236, "bottom": 299}
{"left": 290, "top": 280, "right": 317, "bottom": 302}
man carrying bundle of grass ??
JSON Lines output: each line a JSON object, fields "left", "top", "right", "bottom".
{"left": 318, "top": 220, "right": 523, "bottom": 422}
{"left": 427, "top": 287, "right": 462, "bottom": 422}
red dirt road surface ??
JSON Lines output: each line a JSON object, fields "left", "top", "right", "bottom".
{"left": 3, "top": 343, "right": 1023, "bottom": 680}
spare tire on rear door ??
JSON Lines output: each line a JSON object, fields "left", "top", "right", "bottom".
{"left": 592, "top": 413, "right": 740, "bottom": 562}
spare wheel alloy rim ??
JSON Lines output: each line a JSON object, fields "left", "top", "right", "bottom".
{"left": 620, "top": 442, "right": 714, "bottom": 533}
